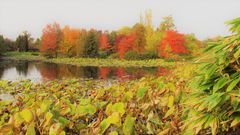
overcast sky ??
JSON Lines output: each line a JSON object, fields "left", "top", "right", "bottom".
{"left": 0, "top": 0, "right": 239, "bottom": 40}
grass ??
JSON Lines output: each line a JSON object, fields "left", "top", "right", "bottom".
{"left": 2, "top": 51, "right": 43, "bottom": 60}
{"left": 2, "top": 51, "right": 183, "bottom": 67}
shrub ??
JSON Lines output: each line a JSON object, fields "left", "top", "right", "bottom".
{"left": 108, "top": 53, "right": 119, "bottom": 59}
{"left": 98, "top": 50, "right": 108, "bottom": 58}
{"left": 124, "top": 51, "right": 140, "bottom": 60}
{"left": 139, "top": 51, "right": 158, "bottom": 59}
{"left": 43, "top": 49, "right": 57, "bottom": 58}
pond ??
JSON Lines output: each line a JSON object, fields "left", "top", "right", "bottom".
{"left": 0, "top": 59, "right": 170, "bottom": 82}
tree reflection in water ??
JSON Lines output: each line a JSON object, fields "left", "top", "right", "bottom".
{"left": 15, "top": 60, "right": 29, "bottom": 76}
{"left": 0, "top": 59, "right": 172, "bottom": 81}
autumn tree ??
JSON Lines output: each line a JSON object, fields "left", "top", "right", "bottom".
{"left": 132, "top": 23, "right": 146, "bottom": 54}
{"left": 99, "top": 32, "right": 110, "bottom": 50}
{"left": 98, "top": 31, "right": 111, "bottom": 58}
{"left": 145, "top": 31, "right": 164, "bottom": 53}
{"left": 59, "top": 25, "right": 81, "bottom": 57}
{"left": 76, "top": 29, "right": 87, "bottom": 57}
{"left": 117, "top": 33, "right": 136, "bottom": 59}
{"left": 118, "top": 26, "right": 132, "bottom": 35}
{"left": 16, "top": 31, "right": 30, "bottom": 52}
{"left": 159, "top": 30, "right": 188, "bottom": 58}
{"left": 84, "top": 30, "right": 99, "bottom": 58}
{"left": 141, "top": 10, "right": 162, "bottom": 53}
{"left": 40, "top": 23, "right": 61, "bottom": 57}
{"left": 107, "top": 31, "right": 117, "bottom": 54}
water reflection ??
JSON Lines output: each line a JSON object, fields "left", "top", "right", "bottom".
{"left": 0, "top": 59, "right": 171, "bottom": 82}
{"left": 16, "top": 61, "right": 29, "bottom": 76}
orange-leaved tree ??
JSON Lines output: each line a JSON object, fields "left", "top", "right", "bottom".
{"left": 99, "top": 32, "right": 110, "bottom": 50}
{"left": 60, "top": 25, "right": 81, "bottom": 56}
{"left": 40, "top": 22, "right": 61, "bottom": 57}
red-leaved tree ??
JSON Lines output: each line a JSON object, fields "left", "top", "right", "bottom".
{"left": 159, "top": 30, "right": 188, "bottom": 58}
{"left": 99, "top": 33, "right": 110, "bottom": 50}
{"left": 116, "top": 33, "right": 136, "bottom": 59}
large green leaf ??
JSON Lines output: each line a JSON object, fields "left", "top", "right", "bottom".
{"left": 106, "top": 102, "right": 125, "bottom": 116}
{"left": 76, "top": 104, "right": 96, "bottom": 115}
{"left": 226, "top": 77, "right": 240, "bottom": 92}
{"left": 213, "top": 77, "right": 228, "bottom": 93}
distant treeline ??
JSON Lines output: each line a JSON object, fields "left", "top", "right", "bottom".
{"left": 0, "top": 11, "right": 208, "bottom": 60}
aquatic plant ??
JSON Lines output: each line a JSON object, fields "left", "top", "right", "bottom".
{"left": 0, "top": 76, "right": 186, "bottom": 134}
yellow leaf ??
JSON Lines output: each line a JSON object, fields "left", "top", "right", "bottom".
{"left": 167, "top": 96, "right": 174, "bottom": 108}
{"left": 231, "top": 116, "right": 240, "bottom": 127}
{"left": 20, "top": 109, "right": 33, "bottom": 123}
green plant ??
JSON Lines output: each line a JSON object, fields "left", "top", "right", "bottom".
{"left": 98, "top": 50, "right": 108, "bottom": 58}
{"left": 124, "top": 51, "right": 140, "bottom": 60}
{"left": 183, "top": 17, "right": 240, "bottom": 135}
{"left": 108, "top": 53, "right": 119, "bottom": 59}
{"left": 140, "top": 51, "right": 159, "bottom": 59}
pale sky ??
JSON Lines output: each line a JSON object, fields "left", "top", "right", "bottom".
{"left": 0, "top": 0, "right": 239, "bottom": 40}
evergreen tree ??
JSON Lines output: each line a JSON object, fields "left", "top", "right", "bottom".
{"left": 84, "top": 30, "right": 99, "bottom": 58}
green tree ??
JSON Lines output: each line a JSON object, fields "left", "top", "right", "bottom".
{"left": 4, "top": 38, "right": 16, "bottom": 51}
{"left": 84, "top": 30, "right": 99, "bottom": 58}
{"left": 0, "top": 35, "right": 6, "bottom": 55}
{"left": 158, "top": 16, "right": 175, "bottom": 31}
{"left": 16, "top": 31, "right": 30, "bottom": 52}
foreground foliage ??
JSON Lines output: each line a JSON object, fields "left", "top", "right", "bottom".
{"left": 0, "top": 76, "right": 188, "bottom": 134}
{"left": 183, "top": 17, "right": 240, "bottom": 134}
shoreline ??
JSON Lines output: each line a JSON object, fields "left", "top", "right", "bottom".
{"left": 2, "top": 52, "right": 184, "bottom": 67}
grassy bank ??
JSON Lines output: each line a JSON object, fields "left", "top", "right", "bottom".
{"left": 2, "top": 52, "right": 44, "bottom": 60}
{"left": 2, "top": 51, "right": 182, "bottom": 67}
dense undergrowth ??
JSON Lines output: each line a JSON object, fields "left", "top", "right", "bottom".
{"left": 0, "top": 75, "right": 190, "bottom": 135}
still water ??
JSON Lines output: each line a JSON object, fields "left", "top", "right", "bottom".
{"left": 0, "top": 59, "right": 170, "bottom": 82}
